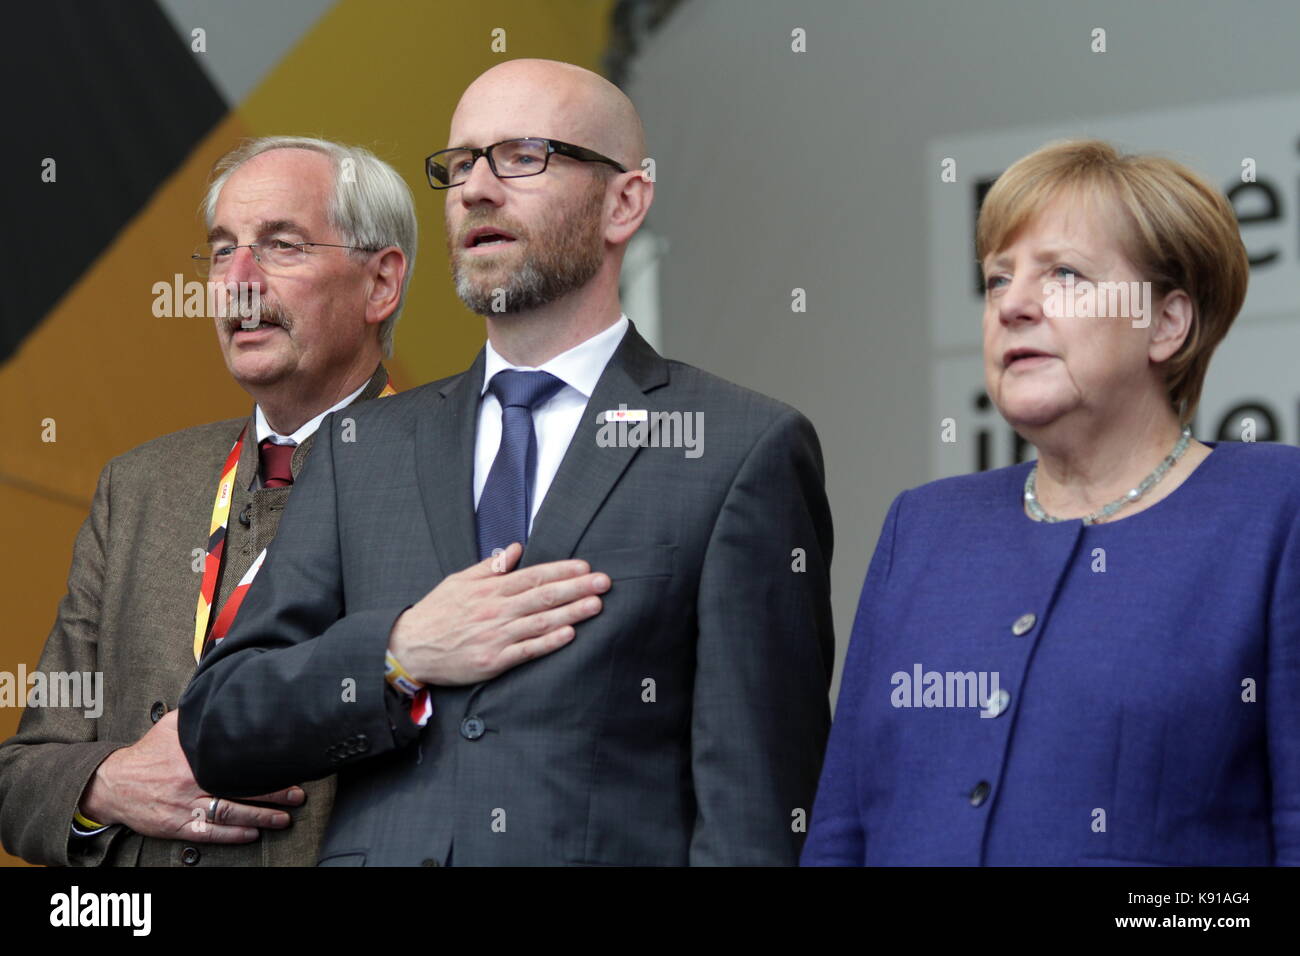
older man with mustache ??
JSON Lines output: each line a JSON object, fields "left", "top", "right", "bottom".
{"left": 0, "top": 136, "right": 414, "bottom": 866}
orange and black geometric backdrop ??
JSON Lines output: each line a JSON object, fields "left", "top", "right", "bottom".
{"left": 0, "top": 0, "right": 614, "bottom": 866}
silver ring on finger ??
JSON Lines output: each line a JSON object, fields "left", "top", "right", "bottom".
{"left": 206, "top": 796, "right": 221, "bottom": 823}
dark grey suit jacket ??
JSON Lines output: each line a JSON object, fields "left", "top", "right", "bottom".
{"left": 179, "top": 324, "right": 833, "bottom": 865}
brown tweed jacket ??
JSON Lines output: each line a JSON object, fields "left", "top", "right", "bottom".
{"left": 0, "top": 365, "right": 389, "bottom": 866}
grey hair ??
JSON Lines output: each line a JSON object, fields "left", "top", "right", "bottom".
{"left": 202, "top": 136, "right": 418, "bottom": 358}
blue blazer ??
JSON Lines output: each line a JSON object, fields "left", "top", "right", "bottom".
{"left": 802, "top": 441, "right": 1300, "bottom": 866}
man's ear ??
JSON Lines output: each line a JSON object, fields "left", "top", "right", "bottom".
{"left": 604, "top": 169, "right": 654, "bottom": 246}
{"left": 1149, "top": 288, "right": 1193, "bottom": 364}
{"left": 365, "top": 248, "right": 407, "bottom": 325}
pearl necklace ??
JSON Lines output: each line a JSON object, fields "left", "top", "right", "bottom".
{"left": 1024, "top": 426, "right": 1193, "bottom": 526}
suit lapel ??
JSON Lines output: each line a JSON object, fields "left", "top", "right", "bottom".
{"left": 360, "top": 361, "right": 394, "bottom": 400}
{"left": 235, "top": 412, "right": 260, "bottom": 492}
{"left": 289, "top": 362, "right": 390, "bottom": 477}
{"left": 522, "top": 322, "right": 670, "bottom": 567}
{"left": 415, "top": 350, "right": 485, "bottom": 577}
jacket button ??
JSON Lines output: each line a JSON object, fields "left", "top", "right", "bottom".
{"left": 969, "top": 781, "right": 991, "bottom": 807}
{"left": 1011, "top": 613, "right": 1036, "bottom": 636}
{"left": 181, "top": 846, "right": 201, "bottom": 865}
{"left": 460, "top": 716, "right": 485, "bottom": 740}
{"left": 982, "top": 688, "right": 1011, "bottom": 719}
{"left": 238, "top": 503, "right": 252, "bottom": 527}
{"left": 421, "top": 858, "right": 440, "bottom": 867}
{"left": 149, "top": 701, "right": 167, "bottom": 723}
{"left": 355, "top": 733, "right": 370, "bottom": 753}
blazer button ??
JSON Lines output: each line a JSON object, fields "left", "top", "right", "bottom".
{"left": 355, "top": 733, "right": 370, "bottom": 753}
{"left": 181, "top": 846, "right": 201, "bottom": 865}
{"left": 460, "top": 716, "right": 485, "bottom": 740}
{"left": 1011, "top": 612, "right": 1036, "bottom": 636}
{"left": 149, "top": 701, "right": 167, "bottom": 724}
{"left": 421, "top": 858, "right": 440, "bottom": 867}
{"left": 969, "top": 781, "right": 991, "bottom": 807}
{"left": 238, "top": 503, "right": 252, "bottom": 527}
{"left": 982, "top": 688, "right": 1011, "bottom": 719}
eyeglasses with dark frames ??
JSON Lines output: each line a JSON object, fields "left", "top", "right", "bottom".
{"left": 425, "top": 137, "right": 628, "bottom": 189}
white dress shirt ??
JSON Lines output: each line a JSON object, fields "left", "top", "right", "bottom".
{"left": 474, "top": 314, "right": 629, "bottom": 533}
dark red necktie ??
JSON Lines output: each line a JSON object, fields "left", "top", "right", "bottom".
{"left": 258, "top": 438, "right": 296, "bottom": 488}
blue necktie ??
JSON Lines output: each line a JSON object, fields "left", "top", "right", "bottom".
{"left": 476, "top": 370, "right": 566, "bottom": 560}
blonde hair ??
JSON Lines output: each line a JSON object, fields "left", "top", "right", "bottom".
{"left": 976, "top": 139, "right": 1248, "bottom": 423}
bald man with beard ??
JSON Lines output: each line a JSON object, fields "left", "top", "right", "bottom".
{"left": 179, "top": 59, "right": 835, "bottom": 866}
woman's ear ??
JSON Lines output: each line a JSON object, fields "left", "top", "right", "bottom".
{"left": 1149, "top": 288, "right": 1194, "bottom": 364}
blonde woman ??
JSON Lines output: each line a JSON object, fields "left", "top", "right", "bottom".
{"left": 804, "top": 140, "right": 1298, "bottom": 866}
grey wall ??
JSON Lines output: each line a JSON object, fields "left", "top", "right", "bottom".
{"left": 157, "top": 0, "right": 335, "bottom": 106}
{"left": 624, "top": 0, "right": 1300, "bottom": 704}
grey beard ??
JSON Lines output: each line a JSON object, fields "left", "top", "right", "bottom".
{"left": 454, "top": 253, "right": 601, "bottom": 316}
{"left": 451, "top": 172, "right": 608, "bottom": 317}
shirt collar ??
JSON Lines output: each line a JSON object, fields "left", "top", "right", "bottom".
{"left": 255, "top": 379, "right": 369, "bottom": 446}
{"left": 481, "top": 314, "right": 629, "bottom": 400}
